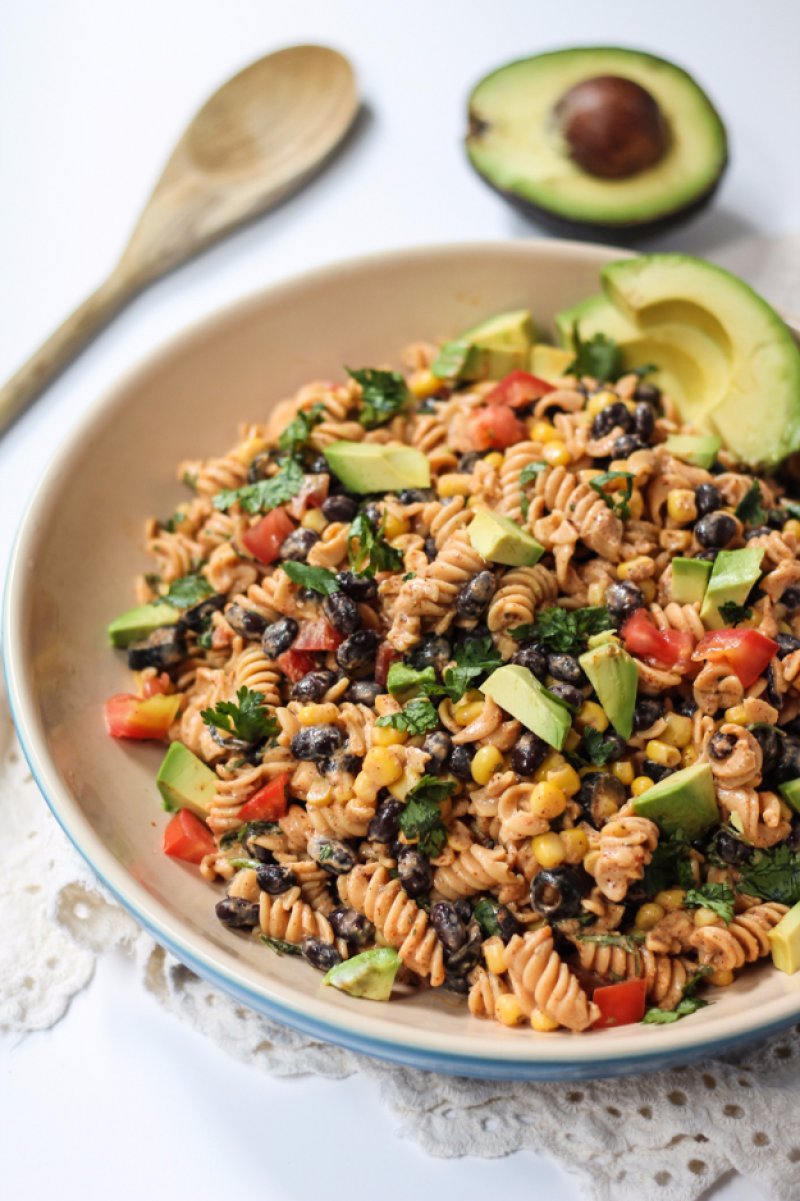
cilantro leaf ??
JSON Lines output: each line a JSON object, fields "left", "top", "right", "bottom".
{"left": 519, "top": 460, "right": 547, "bottom": 519}
{"left": 631, "top": 363, "right": 658, "bottom": 380}
{"left": 348, "top": 367, "right": 410, "bottom": 430}
{"left": 219, "top": 820, "right": 279, "bottom": 850}
{"left": 278, "top": 404, "right": 325, "bottom": 457}
{"left": 718, "top": 600, "right": 753, "bottom": 625}
{"left": 589, "top": 471, "right": 635, "bottom": 519}
{"left": 213, "top": 458, "right": 304, "bottom": 514}
{"left": 582, "top": 725, "right": 617, "bottom": 767}
{"left": 511, "top": 606, "right": 613, "bottom": 656}
{"left": 280, "top": 562, "right": 340, "bottom": 596}
{"left": 441, "top": 631, "right": 502, "bottom": 702}
{"left": 161, "top": 511, "right": 185, "bottom": 533}
{"left": 735, "top": 480, "right": 767, "bottom": 526}
{"left": 398, "top": 776, "right": 456, "bottom": 857}
{"left": 376, "top": 697, "right": 439, "bottom": 736}
{"left": 574, "top": 930, "right": 643, "bottom": 953}
{"left": 642, "top": 995, "right": 710, "bottom": 1024}
{"left": 386, "top": 662, "right": 441, "bottom": 696}
{"left": 566, "top": 324, "right": 624, "bottom": 383}
{"left": 348, "top": 510, "right": 404, "bottom": 577}
{"left": 201, "top": 686, "right": 278, "bottom": 744}
{"left": 473, "top": 897, "right": 502, "bottom": 938}
{"left": 162, "top": 573, "right": 213, "bottom": 609}
{"left": 642, "top": 832, "right": 695, "bottom": 897}
{"left": 737, "top": 843, "right": 800, "bottom": 906}
{"left": 684, "top": 883, "right": 735, "bottom": 924}
{"left": 260, "top": 936, "right": 302, "bottom": 956}
{"left": 781, "top": 499, "right": 800, "bottom": 521}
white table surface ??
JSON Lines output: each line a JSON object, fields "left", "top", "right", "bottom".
{"left": 2, "top": 2, "right": 798, "bottom": 1198}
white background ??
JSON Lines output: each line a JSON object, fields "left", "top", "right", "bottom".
{"left": 2, "top": 2, "right": 799, "bottom": 1198}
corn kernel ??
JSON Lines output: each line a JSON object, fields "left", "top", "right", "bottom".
{"left": 682, "top": 746, "right": 699, "bottom": 768}
{"left": 631, "top": 776, "right": 652, "bottom": 797}
{"left": 560, "top": 827, "right": 589, "bottom": 863}
{"left": 655, "top": 888, "right": 686, "bottom": 912}
{"left": 709, "top": 968, "right": 735, "bottom": 987}
{"left": 532, "top": 832, "right": 566, "bottom": 869}
{"left": 646, "top": 739, "right": 681, "bottom": 767}
{"left": 483, "top": 936, "right": 506, "bottom": 976}
{"left": 529, "top": 780, "right": 569, "bottom": 820}
{"left": 484, "top": 451, "right": 504, "bottom": 470}
{"left": 530, "top": 1008, "right": 560, "bottom": 1032}
{"left": 693, "top": 907, "right": 723, "bottom": 928}
{"left": 436, "top": 473, "right": 472, "bottom": 498}
{"left": 546, "top": 763, "right": 582, "bottom": 797}
{"left": 617, "top": 556, "right": 653, "bottom": 582}
{"left": 784, "top": 519, "right": 800, "bottom": 538}
{"left": 610, "top": 760, "right": 635, "bottom": 786}
{"left": 232, "top": 435, "right": 269, "bottom": 465}
{"left": 627, "top": 491, "right": 645, "bottom": 521}
{"left": 372, "top": 723, "right": 408, "bottom": 747}
{"left": 300, "top": 507, "right": 328, "bottom": 533}
{"left": 408, "top": 369, "right": 441, "bottom": 400}
{"left": 362, "top": 747, "right": 404, "bottom": 787}
{"left": 495, "top": 994, "right": 525, "bottom": 1027}
{"left": 585, "top": 390, "right": 617, "bottom": 417}
{"left": 640, "top": 578, "right": 656, "bottom": 603}
{"left": 662, "top": 713, "right": 693, "bottom": 749}
{"left": 564, "top": 728, "right": 581, "bottom": 752}
{"left": 577, "top": 700, "right": 609, "bottom": 733}
{"left": 353, "top": 772, "right": 374, "bottom": 801}
{"left": 534, "top": 751, "right": 565, "bottom": 783}
{"left": 724, "top": 704, "right": 748, "bottom": 725}
{"left": 383, "top": 512, "right": 410, "bottom": 539}
{"left": 471, "top": 744, "right": 504, "bottom": 785}
{"left": 542, "top": 441, "right": 571, "bottom": 467}
{"left": 666, "top": 489, "right": 698, "bottom": 524}
{"left": 388, "top": 766, "right": 422, "bottom": 801}
{"left": 529, "top": 419, "right": 559, "bottom": 443}
{"left": 305, "top": 782, "right": 334, "bottom": 808}
{"left": 635, "top": 902, "right": 666, "bottom": 931}
{"left": 587, "top": 581, "right": 606, "bottom": 607}
{"left": 296, "top": 703, "right": 338, "bottom": 725}
{"left": 583, "top": 849, "right": 601, "bottom": 875}
{"left": 595, "top": 796, "right": 621, "bottom": 823}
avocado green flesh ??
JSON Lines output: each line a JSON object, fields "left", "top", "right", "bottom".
{"left": 778, "top": 779, "right": 800, "bottom": 816}
{"left": 157, "top": 742, "right": 218, "bottom": 816}
{"left": 108, "top": 602, "right": 181, "bottom": 648}
{"left": 530, "top": 344, "right": 572, "bottom": 381}
{"left": 466, "top": 48, "right": 727, "bottom": 228}
{"left": 432, "top": 309, "right": 534, "bottom": 381}
{"left": 578, "top": 641, "right": 637, "bottom": 739}
{"left": 630, "top": 761, "right": 718, "bottom": 839}
{"left": 700, "top": 547, "right": 764, "bottom": 629}
{"left": 480, "top": 664, "right": 572, "bottom": 750}
{"left": 323, "top": 946, "right": 400, "bottom": 1000}
{"left": 768, "top": 902, "right": 800, "bottom": 974}
{"left": 323, "top": 441, "right": 430, "bottom": 493}
{"left": 671, "top": 558, "right": 711, "bottom": 605}
{"left": 663, "top": 433, "right": 721, "bottom": 469}
{"left": 467, "top": 509, "right": 544, "bottom": 567}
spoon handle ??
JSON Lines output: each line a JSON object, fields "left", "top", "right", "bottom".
{"left": 0, "top": 269, "right": 137, "bottom": 434}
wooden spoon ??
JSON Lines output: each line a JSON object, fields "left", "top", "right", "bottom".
{"left": 0, "top": 45, "right": 358, "bottom": 433}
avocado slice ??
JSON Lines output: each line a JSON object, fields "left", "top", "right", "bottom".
{"left": 578, "top": 640, "right": 637, "bottom": 739}
{"left": 630, "top": 761, "right": 718, "bottom": 839}
{"left": 323, "top": 946, "right": 401, "bottom": 1000}
{"left": 768, "top": 902, "right": 800, "bottom": 975}
{"left": 108, "top": 601, "right": 181, "bottom": 648}
{"left": 671, "top": 558, "right": 712, "bottom": 605}
{"left": 663, "top": 433, "right": 721, "bottom": 469}
{"left": 323, "top": 441, "right": 431, "bottom": 493}
{"left": 467, "top": 509, "right": 544, "bottom": 567}
{"left": 778, "top": 779, "right": 800, "bottom": 816}
{"left": 700, "top": 547, "right": 764, "bottom": 630}
{"left": 480, "top": 664, "right": 572, "bottom": 750}
{"left": 466, "top": 48, "right": 727, "bottom": 233}
{"left": 530, "top": 344, "right": 572, "bottom": 381}
{"left": 431, "top": 309, "right": 534, "bottom": 381}
{"left": 156, "top": 741, "right": 218, "bottom": 816}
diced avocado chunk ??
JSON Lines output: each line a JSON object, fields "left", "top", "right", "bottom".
{"left": 671, "top": 557, "right": 712, "bottom": 605}
{"left": 323, "top": 946, "right": 401, "bottom": 1000}
{"left": 630, "top": 761, "right": 718, "bottom": 839}
{"left": 778, "top": 778, "right": 800, "bottom": 816}
{"left": 108, "top": 602, "right": 181, "bottom": 648}
{"left": 700, "top": 547, "right": 764, "bottom": 630}
{"left": 467, "top": 509, "right": 544, "bottom": 567}
{"left": 432, "top": 309, "right": 534, "bottom": 381}
{"left": 664, "top": 433, "right": 721, "bottom": 469}
{"left": 323, "top": 441, "right": 430, "bottom": 493}
{"left": 768, "top": 901, "right": 800, "bottom": 975}
{"left": 156, "top": 742, "right": 217, "bottom": 816}
{"left": 480, "top": 664, "right": 572, "bottom": 750}
{"left": 579, "top": 640, "right": 637, "bottom": 739}
{"left": 530, "top": 344, "right": 572, "bottom": 381}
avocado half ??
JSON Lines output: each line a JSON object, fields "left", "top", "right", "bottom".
{"left": 466, "top": 47, "right": 728, "bottom": 234}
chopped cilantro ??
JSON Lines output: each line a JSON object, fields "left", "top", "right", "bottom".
{"left": 219, "top": 819, "right": 279, "bottom": 850}
{"left": 162, "top": 573, "right": 213, "bottom": 609}
{"left": 684, "top": 883, "right": 735, "bottom": 925}
{"left": 574, "top": 930, "right": 643, "bottom": 953}
{"left": 260, "top": 936, "right": 302, "bottom": 956}
{"left": 162, "top": 511, "right": 184, "bottom": 533}
{"left": 511, "top": 606, "right": 613, "bottom": 656}
{"left": 642, "top": 995, "right": 710, "bottom": 1024}
{"left": 642, "top": 832, "right": 695, "bottom": 898}
{"left": 348, "top": 367, "right": 410, "bottom": 430}
{"left": 589, "top": 471, "right": 635, "bottom": 519}
{"left": 280, "top": 562, "right": 340, "bottom": 596}
{"left": 376, "top": 697, "right": 439, "bottom": 736}
{"left": 566, "top": 324, "right": 624, "bottom": 383}
{"left": 581, "top": 725, "right": 617, "bottom": 767}
{"left": 182, "top": 470, "right": 198, "bottom": 490}
{"left": 718, "top": 600, "right": 753, "bottom": 625}
{"left": 735, "top": 479, "right": 767, "bottom": 526}
{"left": 441, "top": 631, "right": 502, "bottom": 702}
{"left": 398, "top": 776, "right": 456, "bottom": 857}
{"left": 781, "top": 499, "right": 800, "bottom": 521}
{"left": 737, "top": 843, "right": 800, "bottom": 906}
{"left": 201, "top": 686, "right": 278, "bottom": 744}
{"left": 631, "top": 363, "right": 658, "bottom": 379}
{"left": 473, "top": 897, "right": 502, "bottom": 938}
{"left": 278, "top": 404, "right": 325, "bottom": 457}
{"left": 317, "top": 844, "right": 333, "bottom": 862}
{"left": 348, "top": 510, "right": 404, "bottom": 576}
{"left": 519, "top": 460, "right": 547, "bottom": 519}
{"left": 213, "top": 458, "right": 304, "bottom": 514}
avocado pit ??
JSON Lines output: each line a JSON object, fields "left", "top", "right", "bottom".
{"left": 555, "top": 75, "right": 668, "bottom": 179}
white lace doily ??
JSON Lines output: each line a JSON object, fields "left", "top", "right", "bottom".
{"left": 4, "top": 232, "right": 800, "bottom": 1201}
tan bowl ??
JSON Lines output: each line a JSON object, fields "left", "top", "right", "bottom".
{"left": 5, "top": 240, "right": 800, "bottom": 1079}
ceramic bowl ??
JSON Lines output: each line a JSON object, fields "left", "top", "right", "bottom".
{"left": 5, "top": 240, "right": 800, "bottom": 1080}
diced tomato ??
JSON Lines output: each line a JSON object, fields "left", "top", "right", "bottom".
{"left": 592, "top": 978, "right": 648, "bottom": 1028}
{"left": 693, "top": 628, "right": 778, "bottom": 689}
{"left": 621, "top": 609, "right": 694, "bottom": 669}
{"left": 238, "top": 773, "right": 290, "bottom": 822}
{"left": 242, "top": 507, "right": 296, "bottom": 564}
{"left": 104, "top": 693, "right": 180, "bottom": 740}
{"left": 467, "top": 404, "right": 527, "bottom": 451}
{"left": 293, "top": 618, "right": 343, "bottom": 651}
{"left": 287, "top": 473, "right": 330, "bottom": 520}
{"left": 485, "top": 371, "right": 555, "bottom": 409}
{"left": 276, "top": 648, "right": 318, "bottom": 682}
{"left": 141, "top": 672, "right": 172, "bottom": 698}
{"left": 375, "top": 642, "right": 400, "bottom": 689}
{"left": 162, "top": 809, "right": 216, "bottom": 864}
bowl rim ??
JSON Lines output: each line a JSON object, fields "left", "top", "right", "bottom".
{"left": 5, "top": 237, "right": 800, "bottom": 1079}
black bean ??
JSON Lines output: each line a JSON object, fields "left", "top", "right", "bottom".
{"left": 422, "top": 731, "right": 453, "bottom": 773}
{"left": 511, "top": 644, "right": 548, "bottom": 680}
{"left": 301, "top": 937, "right": 342, "bottom": 972}
{"left": 494, "top": 905, "right": 522, "bottom": 944}
{"left": 336, "top": 571, "right": 378, "bottom": 602}
{"left": 590, "top": 401, "right": 633, "bottom": 439}
{"left": 361, "top": 502, "right": 383, "bottom": 528}
{"left": 430, "top": 901, "right": 466, "bottom": 954}
{"left": 693, "top": 549, "right": 719, "bottom": 563}
{"left": 633, "top": 696, "right": 664, "bottom": 732}
{"left": 510, "top": 731, "right": 548, "bottom": 776}
{"left": 695, "top": 511, "right": 736, "bottom": 549}
{"left": 247, "top": 451, "right": 273, "bottom": 483}
{"left": 256, "top": 864, "right": 297, "bottom": 894}
{"left": 442, "top": 973, "right": 471, "bottom": 995}
{"left": 641, "top": 760, "right": 675, "bottom": 782}
{"left": 751, "top": 724, "right": 781, "bottom": 779}
{"left": 714, "top": 829, "right": 753, "bottom": 866}
{"left": 336, "top": 629, "right": 379, "bottom": 674}
{"left": 127, "top": 626, "right": 186, "bottom": 671}
{"left": 180, "top": 593, "right": 226, "bottom": 631}
{"left": 307, "top": 455, "right": 331, "bottom": 476}
{"left": 308, "top": 835, "right": 356, "bottom": 875}
{"left": 606, "top": 580, "right": 645, "bottom": 626}
{"left": 290, "top": 724, "right": 344, "bottom": 762}
{"left": 367, "top": 798, "right": 403, "bottom": 842}
{"left": 547, "top": 653, "right": 584, "bottom": 685}
{"left": 781, "top": 586, "right": 800, "bottom": 611}
{"left": 280, "top": 528, "right": 320, "bottom": 562}
{"left": 424, "top": 536, "right": 438, "bottom": 561}
{"left": 777, "top": 737, "right": 800, "bottom": 783}
{"left": 745, "top": 525, "right": 771, "bottom": 542}
{"left": 344, "top": 679, "right": 383, "bottom": 706}
{"left": 409, "top": 635, "right": 452, "bottom": 672}
{"left": 458, "top": 451, "right": 482, "bottom": 473}
{"left": 397, "top": 488, "right": 435, "bottom": 504}
{"left": 225, "top": 603, "right": 269, "bottom": 639}
{"left": 396, "top": 846, "right": 433, "bottom": 898}
{"left": 215, "top": 897, "right": 260, "bottom": 929}
{"left": 455, "top": 570, "right": 496, "bottom": 619}
{"left": 318, "top": 751, "right": 361, "bottom": 776}
{"left": 765, "top": 663, "right": 783, "bottom": 711}
{"left": 694, "top": 483, "right": 722, "bottom": 518}
{"left": 601, "top": 731, "right": 628, "bottom": 762}
{"left": 454, "top": 898, "right": 473, "bottom": 924}
{"left": 776, "top": 634, "right": 800, "bottom": 658}
{"left": 708, "top": 731, "right": 737, "bottom": 760}
{"left": 612, "top": 433, "right": 641, "bottom": 459}
{"left": 632, "top": 402, "right": 655, "bottom": 444}
{"left": 674, "top": 693, "right": 698, "bottom": 717}
{"left": 577, "top": 772, "right": 626, "bottom": 826}
{"left": 444, "top": 921, "right": 482, "bottom": 974}
{"left": 449, "top": 744, "right": 475, "bottom": 780}
{"left": 290, "top": 670, "right": 335, "bottom": 702}
{"left": 788, "top": 824, "right": 800, "bottom": 852}
{"left": 633, "top": 382, "right": 661, "bottom": 404}
{"left": 321, "top": 495, "right": 358, "bottom": 523}
{"left": 329, "top": 907, "right": 375, "bottom": 948}
{"left": 262, "top": 617, "right": 298, "bottom": 658}
{"left": 547, "top": 682, "right": 584, "bottom": 710}
{"left": 322, "top": 591, "right": 361, "bottom": 635}
{"left": 530, "top": 866, "right": 590, "bottom": 921}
